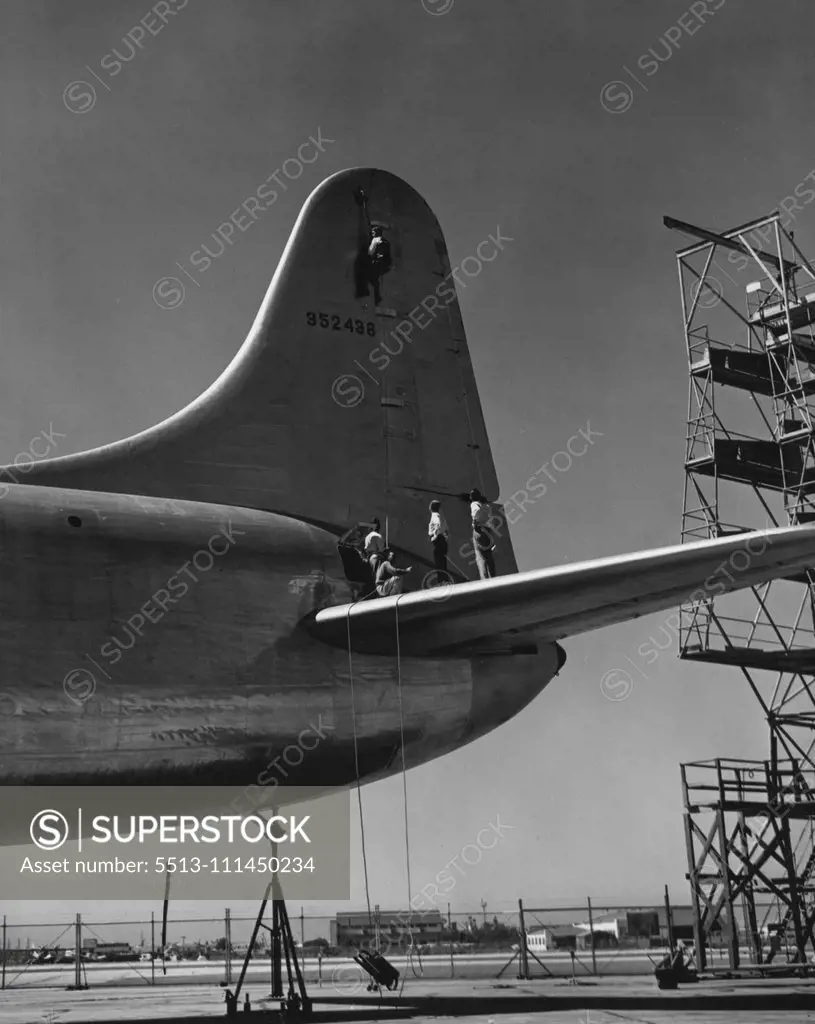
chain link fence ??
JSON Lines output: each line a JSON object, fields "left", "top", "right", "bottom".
{"left": 0, "top": 897, "right": 700, "bottom": 990}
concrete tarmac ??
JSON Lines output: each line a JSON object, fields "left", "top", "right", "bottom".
{"left": 1, "top": 976, "right": 815, "bottom": 1023}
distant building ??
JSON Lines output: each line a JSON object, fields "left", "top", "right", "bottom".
{"left": 660, "top": 905, "right": 721, "bottom": 943}
{"left": 525, "top": 906, "right": 718, "bottom": 953}
{"left": 526, "top": 925, "right": 588, "bottom": 951}
{"left": 331, "top": 909, "right": 444, "bottom": 948}
{"left": 584, "top": 909, "right": 657, "bottom": 942}
{"left": 575, "top": 907, "right": 715, "bottom": 945}
{"left": 80, "top": 939, "right": 135, "bottom": 960}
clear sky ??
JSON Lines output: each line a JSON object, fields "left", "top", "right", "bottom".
{"left": 2, "top": 0, "right": 815, "bottom": 939}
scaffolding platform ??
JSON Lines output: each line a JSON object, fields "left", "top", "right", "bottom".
{"left": 687, "top": 439, "right": 815, "bottom": 492}
{"left": 681, "top": 645, "right": 815, "bottom": 674}
{"left": 690, "top": 343, "right": 815, "bottom": 399}
{"left": 682, "top": 758, "right": 815, "bottom": 971}
{"left": 769, "top": 333, "right": 815, "bottom": 363}
{"left": 670, "top": 210, "right": 815, "bottom": 972}
{"left": 690, "top": 343, "right": 779, "bottom": 395}
{"left": 690, "top": 801, "right": 815, "bottom": 819}
{"left": 748, "top": 291, "right": 815, "bottom": 333}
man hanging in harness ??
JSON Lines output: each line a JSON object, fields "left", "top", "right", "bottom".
{"left": 368, "top": 226, "right": 391, "bottom": 305}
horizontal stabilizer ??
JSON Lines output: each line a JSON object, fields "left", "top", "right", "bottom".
{"left": 309, "top": 526, "right": 815, "bottom": 656}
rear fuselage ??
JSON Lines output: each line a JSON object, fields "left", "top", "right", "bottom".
{"left": 0, "top": 485, "right": 559, "bottom": 788}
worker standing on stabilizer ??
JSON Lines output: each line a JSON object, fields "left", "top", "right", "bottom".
{"left": 364, "top": 518, "right": 385, "bottom": 576}
{"left": 427, "top": 499, "right": 449, "bottom": 576}
{"left": 469, "top": 488, "right": 496, "bottom": 579}
{"left": 376, "top": 549, "right": 412, "bottom": 597}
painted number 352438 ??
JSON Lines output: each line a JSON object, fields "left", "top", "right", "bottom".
{"left": 306, "top": 312, "right": 376, "bottom": 336}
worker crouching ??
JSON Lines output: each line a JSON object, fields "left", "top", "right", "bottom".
{"left": 375, "top": 549, "right": 412, "bottom": 597}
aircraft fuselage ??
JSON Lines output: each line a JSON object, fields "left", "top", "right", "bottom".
{"left": 0, "top": 485, "right": 560, "bottom": 788}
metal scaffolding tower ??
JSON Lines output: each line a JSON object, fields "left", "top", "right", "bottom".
{"left": 668, "top": 211, "right": 815, "bottom": 972}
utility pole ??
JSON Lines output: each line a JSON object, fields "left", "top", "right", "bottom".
{"left": 448, "top": 904, "right": 454, "bottom": 978}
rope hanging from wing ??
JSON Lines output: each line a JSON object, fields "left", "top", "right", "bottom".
{"left": 346, "top": 605, "right": 373, "bottom": 936}
{"left": 394, "top": 596, "right": 422, "bottom": 986}
{"left": 345, "top": 597, "right": 418, "bottom": 991}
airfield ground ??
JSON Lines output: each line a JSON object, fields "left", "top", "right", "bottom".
{"left": 2, "top": 960, "right": 815, "bottom": 1023}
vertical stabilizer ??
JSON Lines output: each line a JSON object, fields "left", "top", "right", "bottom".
{"left": 18, "top": 168, "right": 516, "bottom": 577}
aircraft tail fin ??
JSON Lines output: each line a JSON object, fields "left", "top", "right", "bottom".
{"left": 15, "top": 168, "right": 514, "bottom": 577}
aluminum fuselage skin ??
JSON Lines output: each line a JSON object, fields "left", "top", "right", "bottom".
{"left": 0, "top": 485, "right": 559, "bottom": 788}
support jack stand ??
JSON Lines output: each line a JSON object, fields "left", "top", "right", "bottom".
{"left": 230, "top": 878, "right": 312, "bottom": 1017}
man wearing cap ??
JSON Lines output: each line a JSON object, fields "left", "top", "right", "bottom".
{"left": 469, "top": 488, "right": 496, "bottom": 579}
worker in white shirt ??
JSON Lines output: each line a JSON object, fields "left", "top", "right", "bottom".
{"left": 427, "top": 499, "right": 450, "bottom": 576}
{"left": 469, "top": 488, "right": 496, "bottom": 579}
{"left": 364, "top": 518, "right": 385, "bottom": 575}
{"left": 367, "top": 226, "right": 392, "bottom": 304}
